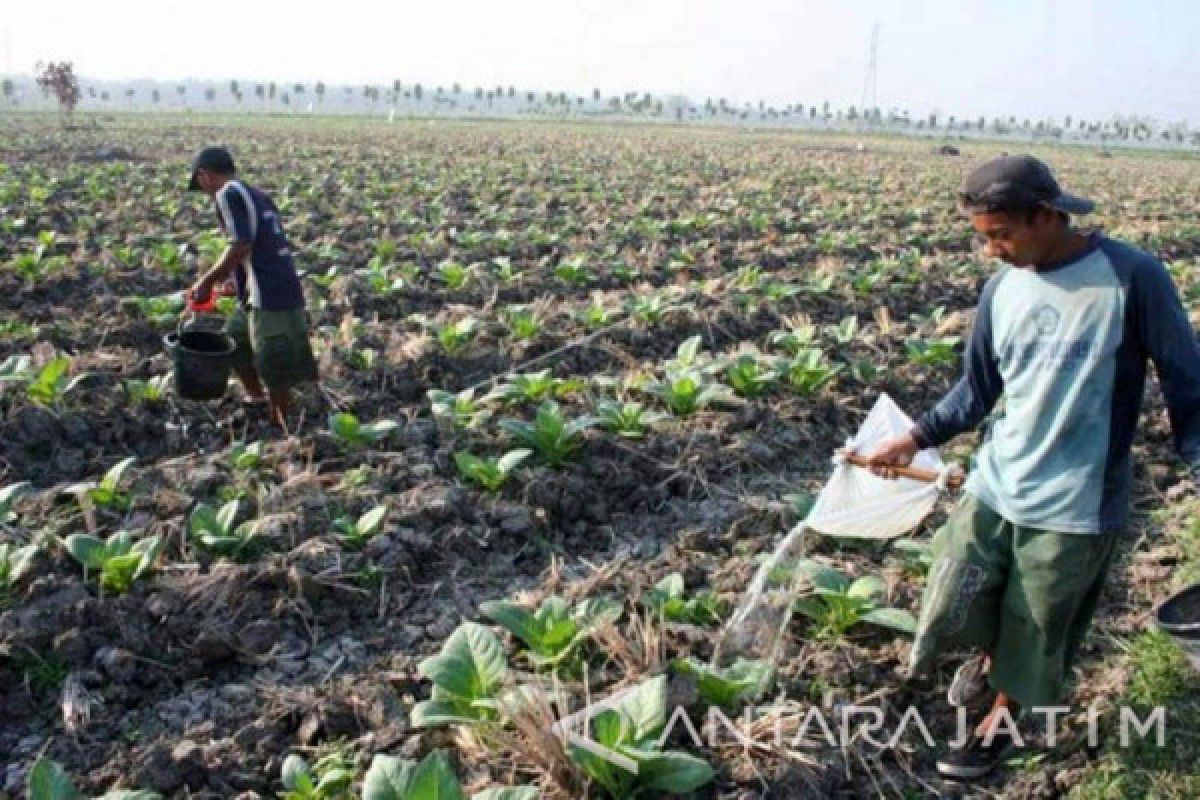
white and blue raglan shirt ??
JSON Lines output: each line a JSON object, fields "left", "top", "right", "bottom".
{"left": 912, "top": 233, "right": 1200, "bottom": 533}
{"left": 214, "top": 180, "right": 306, "bottom": 312}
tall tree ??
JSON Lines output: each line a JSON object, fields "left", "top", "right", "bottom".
{"left": 34, "top": 61, "right": 81, "bottom": 116}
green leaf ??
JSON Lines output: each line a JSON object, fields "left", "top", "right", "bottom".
{"left": 101, "top": 456, "right": 136, "bottom": 491}
{"left": 480, "top": 601, "right": 543, "bottom": 652}
{"left": 611, "top": 675, "right": 668, "bottom": 742}
{"left": 411, "top": 698, "right": 484, "bottom": 728}
{"left": 357, "top": 505, "right": 388, "bottom": 537}
{"left": 188, "top": 504, "right": 220, "bottom": 536}
{"left": 792, "top": 596, "right": 829, "bottom": 622}
{"left": 671, "top": 657, "right": 770, "bottom": 709}
{"left": 96, "top": 791, "right": 163, "bottom": 799}
{"left": 132, "top": 535, "right": 162, "bottom": 580}
{"left": 635, "top": 751, "right": 716, "bottom": 793}
{"left": 280, "top": 754, "right": 311, "bottom": 791}
{"left": 470, "top": 788, "right": 539, "bottom": 800}
{"left": 417, "top": 621, "right": 507, "bottom": 705}
{"left": 27, "top": 757, "right": 79, "bottom": 800}
{"left": 329, "top": 412, "right": 362, "bottom": 441}
{"left": 796, "top": 559, "right": 849, "bottom": 593}
{"left": 495, "top": 448, "right": 532, "bottom": 473}
{"left": 314, "top": 767, "right": 355, "bottom": 795}
{"left": 847, "top": 575, "right": 886, "bottom": 600}
{"left": 591, "top": 708, "right": 633, "bottom": 749}
{"left": 859, "top": 607, "right": 918, "bottom": 635}
{"left": 406, "top": 751, "right": 464, "bottom": 800}
{"left": 362, "top": 419, "right": 400, "bottom": 439}
{"left": 64, "top": 534, "right": 108, "bottom": 569}
{"left": 362, "top": 754, "right": 416, "bottom": 800}
{"left": 216, "top": 499, "right": 239, "bottom": 534}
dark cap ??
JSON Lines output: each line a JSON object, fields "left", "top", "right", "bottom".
{"left": 959, "top": 154, "right": 1094, "bottom": 215}
{"left": 187, "top": 146, "right": 236, "bottom": 191}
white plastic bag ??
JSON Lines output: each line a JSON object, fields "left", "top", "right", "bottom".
{"left": 806, "top": 392, "right": 950, "bottom": 539}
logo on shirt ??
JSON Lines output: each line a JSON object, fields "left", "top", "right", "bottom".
{"left": 1031, "top": 304, "right": 1061, "bottom": 336}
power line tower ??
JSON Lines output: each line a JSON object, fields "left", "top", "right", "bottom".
{"left": 860, "top": 23, "right": 879, "bottom": 130}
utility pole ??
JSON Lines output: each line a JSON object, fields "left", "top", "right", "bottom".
{"left": 860, "top": 23, "right": 879, "bottom": 130}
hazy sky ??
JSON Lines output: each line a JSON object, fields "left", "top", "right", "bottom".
{"left": 4, "top": 0, "right": 1199, "bottom": 124}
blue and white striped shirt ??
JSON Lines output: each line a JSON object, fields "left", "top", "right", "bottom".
{"left": 214, "top": 180, "right": 305, "bottom": 311}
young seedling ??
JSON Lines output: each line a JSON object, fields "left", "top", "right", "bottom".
{"left": 65, "top": 456, "right": 137, "bottom": 512}
{"left": 332, "top": 505, "right": 388, "bottom": 549}
{"left": 128, "top": 293, "right": 186, "bottom": 328}
{"left": 577, "top": 295, "right": 615, "bottom": 329}
{"left": 435, "top": 259, "right": 472, "bottom": 290}
{"left": 437, "top": 318, "right": 479, "bottom": 356}
{"left": 492, "top": 370, "right": 584, "bottom": 405}
{"left": 553, "top": 255, "right": 594, "bottom": 286}
{"left": 228, "top": 440, "right": 264, "bottom": 471}
{"left": 328, "top": 412, "right": 399, "bottom": 448}
{"left": 791, "top": 560, "right": 917, "bottom": 640}
{"left": 905, "top": 336, "right": 962, "bottom": 368}
{"left": 782, "top": 349, "right": 842, "bottom": 396}
{"left": 429, "top": 388, "right": 492, "bottom": 431}
{"left": 188, "top": 500, "right": 268, "bottom": 561}
{"left": 412, "top": 622, "right": 508, "bottom": 728}
{"left": 663, "top": 335, "right": 718, "bottom": 375}
{"left": 27, "top": 756, "right": 162, "bottom": 800}
{"left": 891, "top": 538, "right": 934, "bottom": 578}
{"left": 64, "top": 530, "right": 162, "bottom": 594}
{"left": 499, "top": 402, "right": 598, "bottom": 467}
{"left": 363, "top": 751, "right": 528, "bottom": 800}
{"left": 311, "top": 266, "right": 341, "bottom": 290}
{"left": 644, "top": 371, "right": 734, "bottom": 417}
{"left": 671, "top": 657, "right": 772, "bottom": 710}
{"left": 480, "top": 595, "right": 620, "bottom": 669}
{"left": 767, "top": 323, "right": 818, "bottom": 356}
{"left": 454, "top": 449, "right": 531, "bottom": 492}
{"left": 725, "top": 353, "right": 779, "bottom": 398}
{"left": 825, "top": 315, "right": 860, "bottom": 345}
{"left": 567, "top": 675, "right": 715, "bottom": 799}
{"left": 490, "top": 256, "right": 522, "bottom": 284}
{"left": 0, "top": 541, "right": 38, "bottom": 608}
{"left": 595, "top": 400, "right": 669, "bottom": 439}
{"left": 123, "top": 375, "right": 171, "bottom": 405}
{"left": 279, "top": 752, "right": 356, "bottom": 800}
{"left": 0, "top": 481, "right": 29, "bottom": 525}
{"left": 0, "top": 355, "right": 87, "bottom": 406}
{"left": 503, "top": 306, "right": 542, "bottom": 341}
{"left": 642, "top": 573, "right": 725, "bottom": 626}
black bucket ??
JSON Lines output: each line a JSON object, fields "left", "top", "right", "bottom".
{"left": 1152, "top": 583, "right": 1200, "bottom": 674}
{"left": 164, "top": 329, "right": 235, "bottom": 401}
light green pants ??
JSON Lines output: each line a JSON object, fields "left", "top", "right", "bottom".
{"left": 908, "top": 493, "right": 1120, "bottom": 709}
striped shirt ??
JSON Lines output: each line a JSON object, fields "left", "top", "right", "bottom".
{"left": 214, "top": 179, "right": 305, "bottom": 311}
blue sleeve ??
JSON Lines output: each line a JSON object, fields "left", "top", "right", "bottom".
{"left": 1130, "top": 255, "right": 1200, "bottom": 472}
{"left": 911, "top": 274, "right": 1005, "bottom": 448}
{"left": 217, "top": 187, "right": 254, "bottom": 243}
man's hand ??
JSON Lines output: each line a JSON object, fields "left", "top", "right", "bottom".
{"left": 190, "top": 276, "right": 214, "bottom": 305}
{"left": 861, "top": 432, "right": 920, "bottom": 479}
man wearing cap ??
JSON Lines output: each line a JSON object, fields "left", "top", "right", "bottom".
{"left": 865, "top": 155, "right": 1200, "bottom": 778}
{"left": 188, "top": 146, "right": 318, "bottom": 429}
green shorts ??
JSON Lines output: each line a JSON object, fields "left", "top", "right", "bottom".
{"left": 908, "top": 493, "right": 1120, "bottom": 709}
{"left": 226, "top": 308, "right": 319, "bottom": 391}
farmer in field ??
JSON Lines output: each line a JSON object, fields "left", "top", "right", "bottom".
{"left": 187, "top": 146, "right": 318, "bottom": 428}
{"left": 864, "top": 154, "right": 1200, "bottom": 779}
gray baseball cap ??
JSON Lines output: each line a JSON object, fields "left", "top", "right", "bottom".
{"left": 959, "top": 154, "right": 1094, "bottom": 215}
